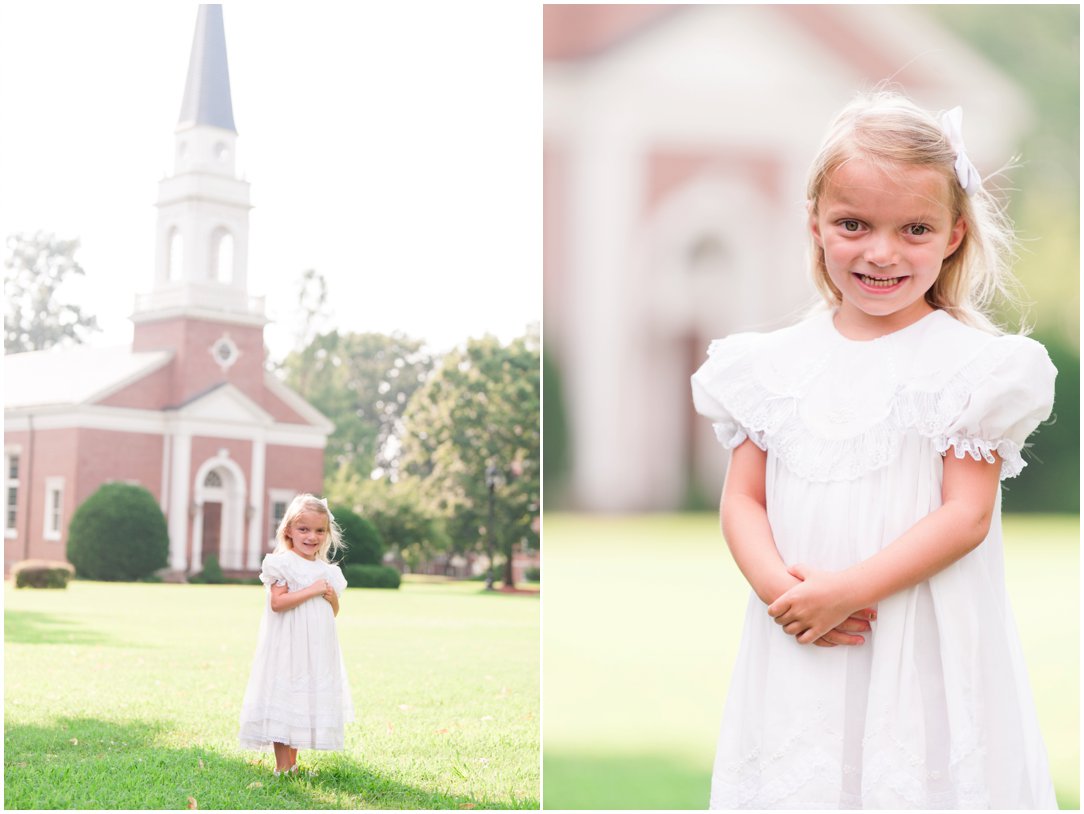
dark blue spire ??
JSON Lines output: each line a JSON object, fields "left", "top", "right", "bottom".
{"left": 177, "top": 5, "right": 237, "bottom": 133}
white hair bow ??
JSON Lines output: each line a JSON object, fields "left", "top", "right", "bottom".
{"left": 318, "top": 496, "right": 335, "bottom": 522}
{"left": 938, "top": 106, "right": 981, "bottom": 196}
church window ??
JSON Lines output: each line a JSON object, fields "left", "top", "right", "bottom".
{"left": 213, "top": 229, "right": 234, "bottom": 284}
{"left": 168, "top": 228, "right": 183, "bottom": 281}
{"left": 210, "top": 334, "right": 239, "bottom": 370}
{"left": 268, "top": 491, "right": 293, "bottom": 545}
{"left": 686, "top": 234, "right": 727, "bottom": 275}
{"left": 204, "top": 470, "right": 223, "bottom": 488}
{"left": 5, "top": 452, "right": 19, "bottom": 537}
{"left": 43, "top": 477, "right": 63, "bottom": 541}
{"left": 270, "top": 501, "right": 287, "bottom": 540}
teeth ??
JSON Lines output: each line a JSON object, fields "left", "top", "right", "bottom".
{"left": 859, "top": 274, "right": 901, "bottom": 287}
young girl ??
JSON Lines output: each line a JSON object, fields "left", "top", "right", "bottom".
{"left": 238, "top": 494, "right": 354, "bottom": 776}
{"left": 691, "top": 92, "right": 1057, "bottom": 809}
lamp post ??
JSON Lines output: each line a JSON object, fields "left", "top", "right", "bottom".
{"left": 485, "top": 464, "right": 499, "bottom": 591}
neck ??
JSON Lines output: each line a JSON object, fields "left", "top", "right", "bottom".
{"left": 833, "top": 300, "right": 935, "bottom": 340}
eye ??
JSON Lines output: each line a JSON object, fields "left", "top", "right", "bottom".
{"left": 907, "top": 224, "right": 930, "bottom": 236}
{"left": 839, "top": 219, "right": 862, "bottom": 233}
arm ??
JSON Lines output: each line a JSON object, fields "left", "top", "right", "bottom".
{"left": 269, "top": 579, "right": 328, "bottom": 613}
{"left": 721, "top": 439, "right": 796, "bottom": 605}
{"left": 723, "top": 440, "right": 873, "bottom": 646}
{"left": 768, "top": 453, "right": 1001, "bottom": 643}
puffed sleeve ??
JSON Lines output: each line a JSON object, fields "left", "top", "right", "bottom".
{"left": 691, "top": 333, "right": 767, "bottom": 451}
{"left": 938, "top": 335, "right": 1056, "bottom": 479}
{"left": 328, "top": 564, "right": 348, "bottom": 597}
{"left": 258, "top": 553, "right": 289, "bottom": 587}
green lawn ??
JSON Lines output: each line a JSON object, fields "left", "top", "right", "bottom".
{"left": 543, "top": 512, "right": 1079, "bottom": 810}
{"left": 5, "top": 577, "right": 539, "bottom": 809}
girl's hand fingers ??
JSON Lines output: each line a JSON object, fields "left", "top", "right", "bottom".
{"left": 835, "top": 617, "right": 871, "bottom": 634}
{"left": 813, "top": 638, "right": 837, "bottom": 648}
{"left": 783, "top": 621, "right": 804, "bottom": 636}
{"left": 767, "top": 600, "right": 790, "bottom": 621}
{"left": 820, "top": 630, "right": 864, "bottom": 646}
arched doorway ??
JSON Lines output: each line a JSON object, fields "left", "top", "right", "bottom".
{"left": 191, "top": 454, "right": 247, "bottom": 573}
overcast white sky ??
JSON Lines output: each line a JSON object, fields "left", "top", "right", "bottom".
{"left": 0, "top": 2, "right": 539, "bottom": 361}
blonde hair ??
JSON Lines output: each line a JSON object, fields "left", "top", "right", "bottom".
{"left": 806, "top": 90, "right": 1021, "bottom": 334}
{"left": 274, "top": 493, "right": 345, "bottom": 563}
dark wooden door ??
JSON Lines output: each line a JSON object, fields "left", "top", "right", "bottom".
{"left": 202, "top": 502, "right": 222, "bottom": 565}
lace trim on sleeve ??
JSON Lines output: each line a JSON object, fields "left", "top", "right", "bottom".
{"left": 934, "top": 436, "right": 1026, "bottom": 479}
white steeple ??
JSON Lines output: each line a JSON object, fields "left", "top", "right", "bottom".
{"left": 134, "top": 4, "right": 264, "bottom": 327}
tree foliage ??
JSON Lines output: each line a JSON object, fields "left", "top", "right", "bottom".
{"left": 332, "top": 504, "right": 385, "bottom": 566}
{"left": 66, "top": 483, "right": 169, "bottom": 581}
{"left": 281, "top": 331, "right": 433, "bottom": 479}
{"left": 292, "top": 267, "right": 333, "bottom": 353}
{"left": 328, "top": 471, "right": 451, "bottom": 572}
{"left": 5, "top": 231, "right": 100, "bottom": 354}
{"left": 399, "top": 335, "right": 540, "bottom": 573}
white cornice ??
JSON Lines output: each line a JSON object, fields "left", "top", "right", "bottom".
{"left": 130, "top": 304, "right": 268, "bottom": 328}
{"left": 5, "top": 403, "right": 328, "bottom": 449}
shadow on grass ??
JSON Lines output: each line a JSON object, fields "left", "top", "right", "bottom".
{"left": 543, "top": 751, "right": 710, "bottom": 810}
{"left": 5, "top": 610, "right": 121, "bottom": 647}
{"left": 6, "top": 717, "right": 531, "bottom": 810}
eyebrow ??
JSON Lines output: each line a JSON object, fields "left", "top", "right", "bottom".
{"left": 822, "top": 201, "right": 941, "bottom": 223}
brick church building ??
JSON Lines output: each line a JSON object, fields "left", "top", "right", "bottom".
{"left": 4, "top": 5, "right": 332, "bottom": 577}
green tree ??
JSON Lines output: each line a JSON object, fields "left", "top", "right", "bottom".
{"left": 332, "top": 504, "right": 385, "bottom": 566}
{"left": 399, "top": 334, "right": 540, "bottom": 586}
{"left": 330, "top": 473, "right": 452, "bottom": 573}
{"left": 291, "top": 268, "right": 332, "bottom": 359}
{"left": 66, "top": 483, "right": 169, "bottom": 581}
{"left": 281, "top": 331, "right": 434, "bottom": 479}
{"left": 5, "top": 232, "right": 100, "bottom": 354}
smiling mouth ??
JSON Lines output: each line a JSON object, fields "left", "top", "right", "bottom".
{"left": 855, "top": 273, "right": 905, "bottom": 288}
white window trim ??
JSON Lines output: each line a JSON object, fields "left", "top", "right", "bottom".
{"left": 5, "top": 446, "right": 21, "bottom": 539}
{"left": 43, "top": 476, "right": 64, "bottom": 541}
{"left": 268, "top": 488, "right": 295, "bottom": 548}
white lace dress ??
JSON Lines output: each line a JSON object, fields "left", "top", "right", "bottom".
{"left": 691, "top": 308, "right": 1057, "bottom": 809}
{"left": 238, "top": 550, "right": 354, "bottom": 751}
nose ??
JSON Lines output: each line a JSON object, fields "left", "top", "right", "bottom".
{"left": 864, "top": 233, "right": 898, "bottom": 268}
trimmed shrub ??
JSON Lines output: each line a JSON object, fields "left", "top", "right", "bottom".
{"left": 343, "top": 563, "right": 401, "bottom": 589}
{"left": 67, "top": 483, "right": 169, "bottom": 581}
{"left": 333, "top": 506, "right": 385, "bottom": 566}
{"left": 12, "top": 560, "right": 75, "bottom": 589}
{"left": 524, "top": 567, "right": 540, "bottom": 582}
{"left": 188, "top": 554, "right": 225, "bottom": 584}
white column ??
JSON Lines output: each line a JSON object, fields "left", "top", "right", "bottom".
{"left": 159, "top": 433, "right": 171, "bottom": 513}
{"left": 168, "top": 433, "right": 192, "bottom": 571}
{"left": 190, "top": 502, "right": 204, "bottom": 574}
{"left": 247, "top": 438, "right": 266, "bottom": 569}
{"left": 565, "top": 113, "right": 642, "bottom": 510}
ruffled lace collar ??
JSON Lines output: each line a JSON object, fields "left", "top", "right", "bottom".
{"left": 696, "top": 310, "right": 1040, "bottom": 482}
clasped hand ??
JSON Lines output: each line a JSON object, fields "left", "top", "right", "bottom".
{"left": 768, "top": 564, "right": 876, "bottom": 647}
{"left": 308, "top": 578, "right": 335, "bottom": 605}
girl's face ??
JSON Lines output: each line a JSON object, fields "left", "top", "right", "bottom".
{"left": 287, "top": 510, "right": 328, "bottom": 561}
{"left": 810, "top": 157, "right": 966, "bottom": 339}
